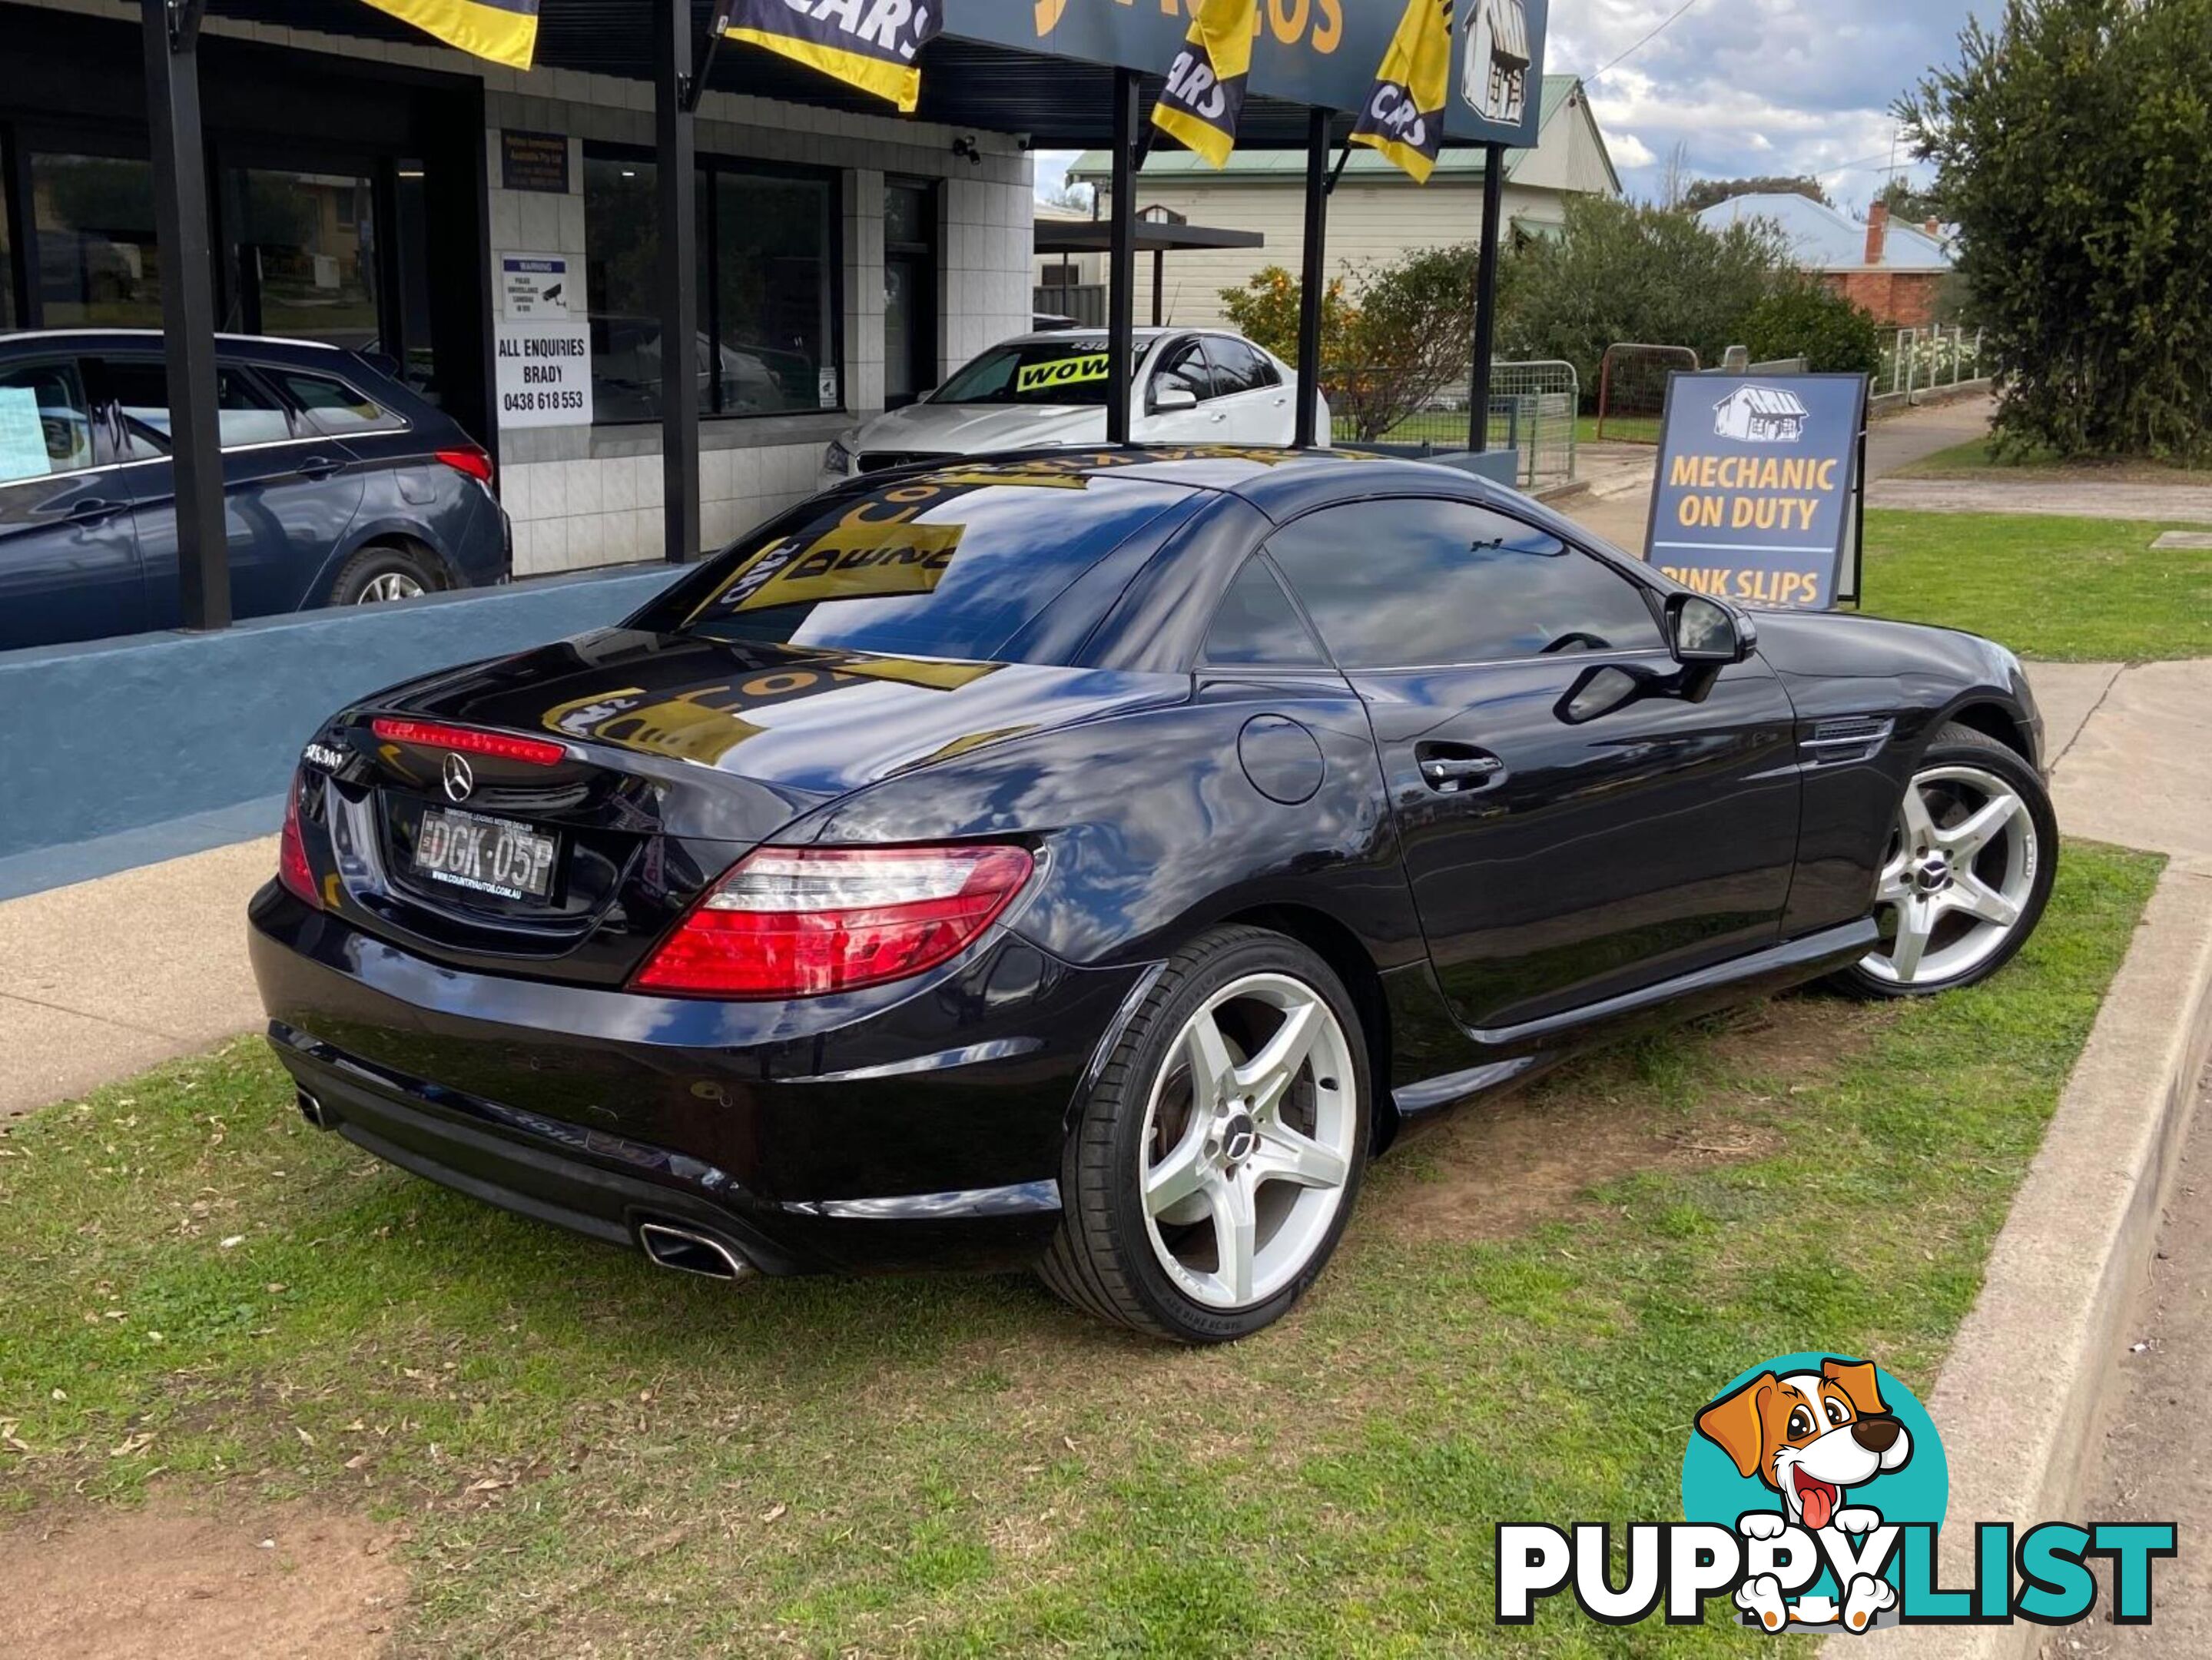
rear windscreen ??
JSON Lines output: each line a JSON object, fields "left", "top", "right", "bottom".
{"left": 932, "top": 337, "right": 1116, "bottom": 407}
{"left": 632, "top": 466, "right": 1196, "bottom": 662}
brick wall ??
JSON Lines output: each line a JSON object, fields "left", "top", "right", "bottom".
{"left": 1822, "top": 270, "right": 1942, "bottom": 330}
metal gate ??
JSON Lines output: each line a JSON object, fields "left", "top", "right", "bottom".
{"left": 1325, "top": 358, "right": 1578, "bottom": 490}
{"left": 1597, "top": 343, "right": 1700, "bottom": 443}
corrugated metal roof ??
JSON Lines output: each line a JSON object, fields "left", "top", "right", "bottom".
{"left": 1694, "top": 192, "right": 1954, "bottom": 273}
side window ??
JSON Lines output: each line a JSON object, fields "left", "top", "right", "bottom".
{"left": 1211, "top": 339, "right": 1278, "bottom": 396}
{"left": 270, "top": 370, "right": 404, "bottom": 437}
{"left": 1202, "top": 555, "right": 1329, "bottom": 667}
{"left": 1149, "top": 337, "right": 1215, "bottom": 405}
{"left": 0, "top": 361, "right": 95, "bottom": 483}
{"left": 98, "top": 360, "right": 295, "bottom": 457}
{"left": 1268, "top": 500, "right": 1664, "bottom": 669}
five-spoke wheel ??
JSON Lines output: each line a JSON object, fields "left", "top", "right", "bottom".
{"left": 1838, "top": 722, "right": 2057, "bottom": 998}
{"left": 1138, "top": 972, "right": 1358, "bottom": 1310}
{"left": 1041, "top": 927, "right": 1371, "bottom": 1342}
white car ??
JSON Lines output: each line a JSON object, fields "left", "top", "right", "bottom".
{"left": 819, "top": 327, "right": 1325, "bottom": 486}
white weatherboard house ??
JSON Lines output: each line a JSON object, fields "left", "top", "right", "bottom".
{"left": 1713, "top": 385, "right": 1809, "bottom": 443}
{"left": 1056, "top": 75, "right": 1620, "bottom": 332}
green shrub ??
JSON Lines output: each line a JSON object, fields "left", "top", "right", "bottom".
{"left": 1900, "top": 0, "right": 2212, "bottom": 460}
{"left": 1739, "top": 284, "right": 1882, "bottom": 375}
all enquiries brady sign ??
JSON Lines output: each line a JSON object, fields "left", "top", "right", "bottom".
{"left": 1645, "top": 371, "right": 1869, "bottom": 610}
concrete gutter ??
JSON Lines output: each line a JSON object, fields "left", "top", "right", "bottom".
{"left": 1835, "top": 866, "right": 2212, "bottom": 1658}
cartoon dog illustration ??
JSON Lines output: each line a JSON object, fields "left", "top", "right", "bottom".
{"left": 1696, "top": 1357, "right": 1912, "bottom": 1633}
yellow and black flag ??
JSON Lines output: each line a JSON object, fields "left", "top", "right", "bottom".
{"left": 360, "top": 0, "right": 537, "bottom": 69}
{"left": 1151, "top": 0, "right": 1259, "bottom": 168}
{"left": 1348, "top": 0, "right": 1454, "bottom": 183}
{"left": 725, "top": 0, "right": 945, "bottom": 114}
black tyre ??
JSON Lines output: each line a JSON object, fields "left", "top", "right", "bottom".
{"left": 327, "top": 543, "right": 442, "bottom": 606}
{"left": 1040, "top": 925, "right": 1371, "bottom": 1343}
{"left": 1832, "top": 722, "right": 2058, "bottom": 998}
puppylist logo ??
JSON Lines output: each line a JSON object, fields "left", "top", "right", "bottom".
{"left": 1496, "top": 1353, "right": 2176, "bottom": 1633}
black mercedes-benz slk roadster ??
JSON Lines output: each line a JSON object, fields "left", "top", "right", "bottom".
{"left": 250, "top": 447, "right": 2055, "bottom": 1342}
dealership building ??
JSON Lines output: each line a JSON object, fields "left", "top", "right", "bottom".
{"left": 1, "top": 0, "right": 1039, "bottom": 577}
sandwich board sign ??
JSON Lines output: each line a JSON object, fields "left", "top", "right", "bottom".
{"left": 1645, "top": 372, "right": 1870, "bottom": 609}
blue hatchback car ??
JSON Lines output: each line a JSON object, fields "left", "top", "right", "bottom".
{"left": 0, "top": 330, "right": 509, "bottom": 652}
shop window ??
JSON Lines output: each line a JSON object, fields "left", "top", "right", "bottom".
{"left": 0, "top": 144, "right": 15, "bottom": 330}
{"left": 884, "top": 180, "right": 937, "bottom": 407}
{"left": 31, "top": 152, "right": 162, "bottom": 327}
{"left": 222, "top": 167, "right": 380, "bottom": 350}
{"left": 584, "top": 149, "right": 841, "bottom": 424}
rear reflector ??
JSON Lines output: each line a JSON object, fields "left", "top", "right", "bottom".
{"left": 435, "top": 446, "right": 495, "bottom": 486}
{"left": 370, "top": 716, "right": 566, "bottom": 766}
{"left": 278, "top": 773, "right": 320, "bottom": 908}
{"left": 633, "top": 844, "right": 1035, "bottom": 999}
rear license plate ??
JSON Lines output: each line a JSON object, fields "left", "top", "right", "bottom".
{"left": 412, "top": 807, "right": 557, "bottom": 900}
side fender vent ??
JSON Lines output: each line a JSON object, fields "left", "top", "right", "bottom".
{"left": 1800, "top": 715, "right": 1895, "bottom": 767}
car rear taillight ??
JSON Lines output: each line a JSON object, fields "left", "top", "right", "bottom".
{"left": 370, "top": 716, "right": 567, "bottom": 766}
{"left": 632, "top": 844, "right": 1036, "bottom": 999}
{"left": 435, "top": 446, "right": 495, "bottom": 486}
{"left": 278, "top": 774, "right": 320, "bottom": 908}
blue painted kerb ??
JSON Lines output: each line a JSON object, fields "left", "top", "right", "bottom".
{"left": 0, "top": 566, "right": 682, "bottom": 868}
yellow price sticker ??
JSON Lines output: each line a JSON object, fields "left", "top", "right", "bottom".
{"left": 1015, "top": 353, "right": 1109, "bottom": 396}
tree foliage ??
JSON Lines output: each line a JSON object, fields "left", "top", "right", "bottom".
{"left": 1738, "top": 281, "right": 1883, "bottom": 375}
{"left": 1496, "top": 197, "right": 1792, "bottom": 397}
{"left": 1899, "top": 0, "right": 2212, "bottom": 460}
{"left": 1874, "top": 177, "right": 1942, "bottom": 227}
{"left": 1220, "top": 245, "right": 1481, "bottom": 440}
{"left": 1678, "top": 175, "right": 1832, "bottom": 214}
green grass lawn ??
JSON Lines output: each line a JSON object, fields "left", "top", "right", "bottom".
{"left": 0, "top": 847, "right": 2160, "bottom": 1655}
{"left": 1860, "top": 509, "right": 2212, "bottom": 660}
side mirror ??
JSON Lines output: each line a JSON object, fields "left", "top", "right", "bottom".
{"left": 1149, "top": 384, "right": 1198, "bottom": 414}
{"left": 1664, "top": 592, "right": 1753, "bottom": 664}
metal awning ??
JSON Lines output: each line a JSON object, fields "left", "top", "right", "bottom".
{"left": 1032, "top": 222, "right": 1265, "bottom": 256}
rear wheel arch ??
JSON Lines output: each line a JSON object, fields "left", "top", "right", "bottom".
{"left": 1222, "top": 903, "right": 1395, "bottom": 1152}
{"left": 323, "top": 535, "right": 454, "bottom": 606}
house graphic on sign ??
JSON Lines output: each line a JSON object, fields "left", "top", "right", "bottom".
{"left": 1713, "top": 384, "right": 1810, "bottom": 443}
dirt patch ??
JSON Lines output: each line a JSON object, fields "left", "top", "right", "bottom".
{"left": 1381, "top": 994, "right": 1888, "bottom": 1247}
{"left": 0, "top": 1498, "right": 406, "bottom": 1660}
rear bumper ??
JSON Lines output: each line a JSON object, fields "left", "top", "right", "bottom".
{"left": 249, "top": 885, "right": 1148, "bottom": 1275}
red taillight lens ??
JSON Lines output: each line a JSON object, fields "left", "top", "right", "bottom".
{"left": 435, "top": 446, "right": 495, "bottom": 486}
{"left": 278, "top": 774, "right": 320, "bottom": 908}
{"left": 633, "top": 844, "right": 1036, "bottom": 999}
{"left": 370, "top": 716, "right": 566, "bottom": 766}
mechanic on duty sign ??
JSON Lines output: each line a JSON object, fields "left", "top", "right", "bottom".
{"left": 1645, "top": 372, "right": 1869, "bottom": 609}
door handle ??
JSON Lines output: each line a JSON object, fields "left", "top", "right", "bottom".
{"left": 1417, "top": 745, "right": 1507, "bottom": 791}
{"left": 65, "top": 496, "right": 122, "bottom": 524}
{"left": 1208, "top": 410, "right": 1228, "bottom": 423}
{"left": 294, "top": 455, "right": 343, "bottom": 480}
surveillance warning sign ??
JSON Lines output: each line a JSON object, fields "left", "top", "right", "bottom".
{"left": 1645, "top": 372, "right": 1869, "bottom": 610}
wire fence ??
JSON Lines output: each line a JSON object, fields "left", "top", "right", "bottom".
{"left": 1872, "top": 324, "right": 1985, "bottom": 398}
{"left": 1325, "top": 360, "right": 1579, "bottom": 490}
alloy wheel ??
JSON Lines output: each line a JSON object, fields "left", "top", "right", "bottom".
{"left": 358, "top": 571, "right": 426, "bottom": 603}
{"left": 1137, "top": 971, "right": 1358, "bottom": 1310}
{"left": 1861, "top": 763, "right": 2038, "bottom": 988}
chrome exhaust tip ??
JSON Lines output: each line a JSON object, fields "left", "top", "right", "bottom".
{"left": 297, "top": 1088, "right": 328, "bottom": 1130}
{"left": 636, "top": 1221, "right": 753, "bottom": 1281}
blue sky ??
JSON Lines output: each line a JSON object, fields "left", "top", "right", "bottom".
{"left": 1034, "top": 0, "right": 1979, "bottom": 210}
